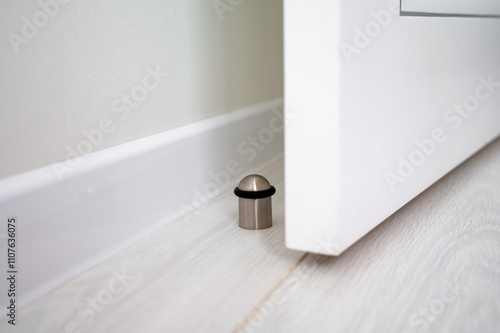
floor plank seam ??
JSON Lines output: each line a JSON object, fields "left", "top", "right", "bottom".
{"left": 231, "top": 252, "right": 310, "bottom": 333}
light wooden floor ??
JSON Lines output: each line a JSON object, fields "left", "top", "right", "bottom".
{"left": 3, "top": 139, "right": 500, "bottom": 333}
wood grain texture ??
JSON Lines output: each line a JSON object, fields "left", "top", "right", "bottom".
{"left": 247, "top": 138, "right": 500, "bottom": 333}
{"left": 1, "top": 156, "right": 305, "bottom": 333}
{"left": 3, "top": 138, "right": 500, "bottom": 333}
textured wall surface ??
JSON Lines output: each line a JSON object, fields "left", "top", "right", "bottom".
{"left": 0, "top": 0, "right": 283, "bottom": 179}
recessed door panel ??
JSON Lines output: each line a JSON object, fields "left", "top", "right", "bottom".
{"left": 402, "top": 0, "right": 500, "bottom": 16}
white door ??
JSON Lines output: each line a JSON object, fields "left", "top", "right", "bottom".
{"left": 285, "top": 0, "right": 500, "bottom": 255}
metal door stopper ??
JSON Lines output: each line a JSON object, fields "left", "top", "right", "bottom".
{"left": 234, "top": 174, "right": 276, "bottom": 230}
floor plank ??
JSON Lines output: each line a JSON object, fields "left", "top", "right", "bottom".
{"left": 3, "top": 138, "right": 500, "bottom": 333}
{"left": 2, "top": 157, "right": 305, "bottom": 333}
{"left": 247, "top": 139, "right": 500, "bottom": 333}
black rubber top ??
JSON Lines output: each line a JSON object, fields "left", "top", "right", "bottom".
{"left": 234, "top": 186, "right": 276, "bottom": 199}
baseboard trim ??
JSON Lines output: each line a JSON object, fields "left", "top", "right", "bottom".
{"left": 0, "top": 99, "right": 284, "bottom": 307}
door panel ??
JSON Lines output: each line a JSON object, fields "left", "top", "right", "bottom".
{"left": 285, "top": 0, "right": 500, "bottom": 255}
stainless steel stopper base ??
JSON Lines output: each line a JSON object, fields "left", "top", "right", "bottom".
{"left": 238, "top": 197, "right": 272, "bottom": 230}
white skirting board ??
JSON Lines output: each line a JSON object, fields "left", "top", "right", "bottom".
{"left": 0, "top": 99, "right": 284, "bottom": 308}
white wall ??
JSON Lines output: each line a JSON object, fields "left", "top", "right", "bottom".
{"left": 0, "top": 0, "right": 283, "bottom": 179}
